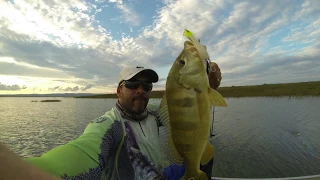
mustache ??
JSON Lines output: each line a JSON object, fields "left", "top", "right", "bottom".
{"left": 132, "top": 95, "right": 148, "bottom": 102}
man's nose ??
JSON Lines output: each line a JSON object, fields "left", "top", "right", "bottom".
{"left": 136, "top": 84, "right": 145, "bottom": 93}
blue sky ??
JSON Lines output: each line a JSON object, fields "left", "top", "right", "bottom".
{"left": 0, "top": 0, "right": 319, "bottom": 94}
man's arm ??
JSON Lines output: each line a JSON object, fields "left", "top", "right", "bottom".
{"left": 0, "top": 113, "right": 120, "bottom": 179}
{"left": 24, "top": 115, "right": 119, "bottom": 179}
{"left": 0, "top": 142, "right": 60, "bottom": 180}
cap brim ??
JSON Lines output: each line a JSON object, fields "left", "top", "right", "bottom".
{"left": 124, "top": 69, "right": 159, "bottom": 83}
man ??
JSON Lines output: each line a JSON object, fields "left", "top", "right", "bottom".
{"left": 0, "top": 63, "right": 222, "bottom": 180}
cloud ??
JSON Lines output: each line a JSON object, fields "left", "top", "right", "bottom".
{"left": 48, "top": 86, "right": 61, "bottom": 91}
{"left": 220, "top": 44, "right": 320, "bottom": 86}
{"left": 64, "top": 86, "right": 80, "bottom": 92}
{"left": 0, "top": 83, "right": 27, "bottom": 91}
{"left": 282, "top": 19, "right": 320, "bottom": 44}
{"left": 0, "top": 59, "right": 72, "bottom": 79}
{"left": 81, "top": 84, "right": 94, "bottom": 91}
{"left": 137, "top": 0, "right": 320, "bottom": 87}
{"left": 0, "top": 0, "right": 158, "bottom": 88}
{"left": 0, "top": 26, "right": 122, "bottom": 83}
{"left": 48, "top": 84, "right": 94, "bottom": 92}
{"left": 0, "top": 0, "right": 320, "bottom": 94}
{"left": 294, "top": 0, "right": 320, "bottom": 19}
{"left": 0, "top": 0, "right": 112, "bottom": 48}
{"left": 109, "top": 0, "right": 141, "bottom": 26}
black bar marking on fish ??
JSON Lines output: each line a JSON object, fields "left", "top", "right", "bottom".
{"left": 174, "top": 97, "right": 195, "bottom": 107}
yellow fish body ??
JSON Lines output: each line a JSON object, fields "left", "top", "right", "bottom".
{"left": 159, "top": 30, "right": 227, "bottom": 180}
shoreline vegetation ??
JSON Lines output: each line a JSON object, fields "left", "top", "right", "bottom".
{"left": 76, "top": 81, "right": 320, "bottom": 99}
{"left": 40, "top": 100, "right": 61, "bottom": 102}
{"left": 31, "top": 100, "right": 62, "bottom": 102}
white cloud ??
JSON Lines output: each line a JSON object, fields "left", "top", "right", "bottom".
{"left": 47, "top": 84, "right": 93, "bottom": 92}
{"left": 283, "top": 19, "right": 320, "bottom": 44}
{"left": 0, "top": 58, "right": 74, "bottom": 79}
{"left": 0, "top": 83, "right": 27, "bottom": 91}
{"left": 109, "top": 0, "right": 140, "bottom": 26}
{"left": 139, "top": 0, "right": 320, "bottom": 87}
{"left": 295, "top": 0, "right": 320, "bottom": 19}
{"left": 0, "top": 0, "right": 320, "bottom": 93}
{"left": 0, "top": 0, "right": 111, "bottom": 48}
{"left": 142, "top": 0, "right": 226, "bottom": 46}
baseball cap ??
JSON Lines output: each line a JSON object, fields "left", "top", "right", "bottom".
{"left": 118, "top": 66, "right": 159, "bottom": 84}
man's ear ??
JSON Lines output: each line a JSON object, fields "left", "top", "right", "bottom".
{"left": 116, "top": 86, "right": 121, "bottom": 98}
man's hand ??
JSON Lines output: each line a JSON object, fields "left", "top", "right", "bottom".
{"left": 0, "top": 142, "right": 60, "bottom": 180}
{"left": 208, "top": 62, "right": 222, "bottom": 90}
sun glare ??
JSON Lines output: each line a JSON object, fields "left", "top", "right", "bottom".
{"left": 0, "top": 75, "right": 26, "bottom": 86}
{"left": 0, "top": 57, "right": 17, "bottom": 63}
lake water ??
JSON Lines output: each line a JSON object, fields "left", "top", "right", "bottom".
{"left": 0, "top": 97, "right": 320, "bottom": 178}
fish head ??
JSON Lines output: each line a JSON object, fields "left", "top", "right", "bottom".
{"left": 180, "top": 41, "right": 207, "bottom": 72}
{"left": 171, "top": 40, "right": 210, "bottom": 90}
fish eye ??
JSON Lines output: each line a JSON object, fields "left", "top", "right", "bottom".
{"left": 179, "top": 59, "right": 185, "bottom": 65}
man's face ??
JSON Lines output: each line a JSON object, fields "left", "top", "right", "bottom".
{"left": 117, "top": 74, "right": 152, "bottom": 114}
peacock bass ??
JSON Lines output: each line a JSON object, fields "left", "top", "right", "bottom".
{"left": 159, "top": 29, "right": 228, "bottom": 180}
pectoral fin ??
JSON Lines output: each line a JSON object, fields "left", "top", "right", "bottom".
{"left": 208, "top": 88, "right": 228, "bottom": 107}
{"left": 200, "top": 142, "right": 215, "bottom": 165}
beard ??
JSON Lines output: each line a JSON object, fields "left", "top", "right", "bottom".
{"left": 132, "top": 95, "right": 148, "bottom": 102}
{"left": 130, "top": 95, "right": 149, "bottom": 114}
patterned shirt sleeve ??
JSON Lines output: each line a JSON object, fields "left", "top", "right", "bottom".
{"left": 24, "top": 116, "right": 121, "bottom": 179}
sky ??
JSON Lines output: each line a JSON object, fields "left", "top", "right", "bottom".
{"left": 0, "top": 0, "right": 319, "bottom": 94}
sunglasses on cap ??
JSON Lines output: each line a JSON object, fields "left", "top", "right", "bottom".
{"left": 120, "top": 80, "right": 153, "bottom": 92}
